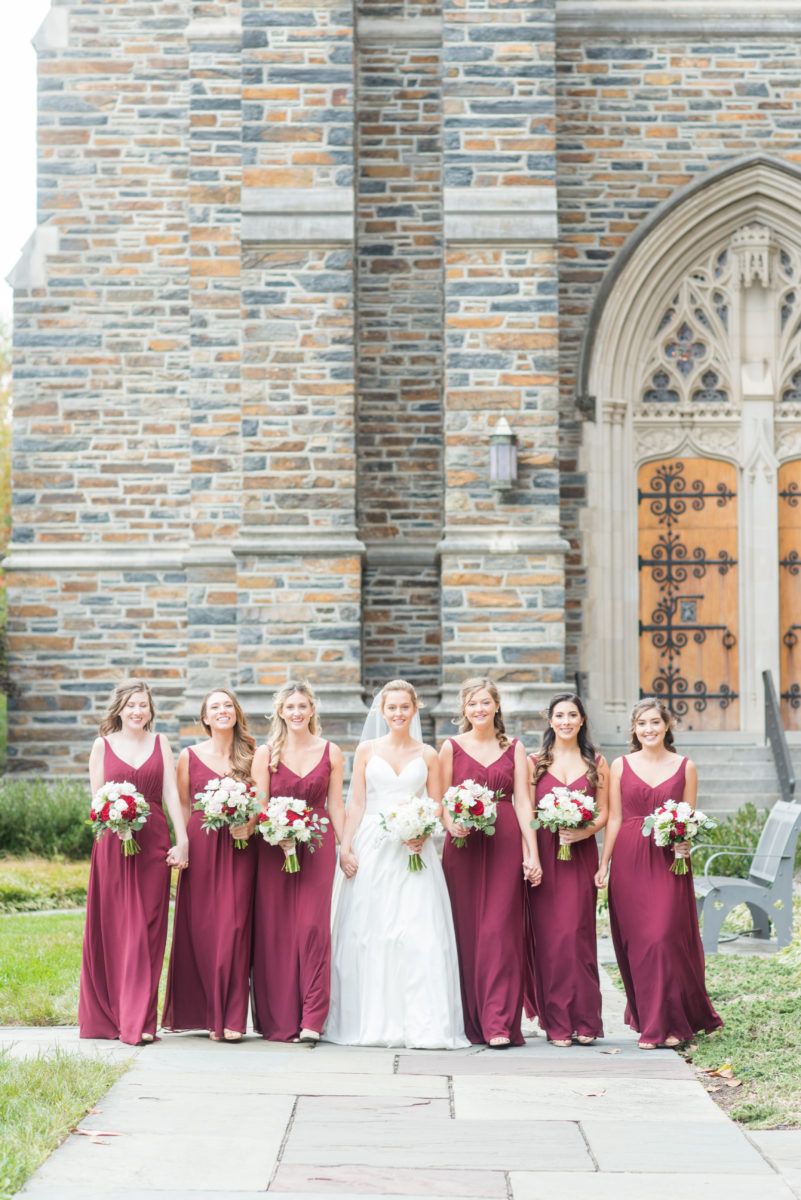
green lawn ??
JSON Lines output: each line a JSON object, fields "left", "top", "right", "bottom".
{"left": 0, "top": 1050, "right": 128, "bottom": 1200}
{"left": 0, "top": 912, "right": 85, "bottom": 1025}
{"left": 0, "top": 857, "right": 89, "bottom": 913}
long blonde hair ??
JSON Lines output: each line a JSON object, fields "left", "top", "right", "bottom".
{"left": 455, "top": 676, "right": 510, "bottom": 749}
{"left": 378, "top": 678, "right": 420, "bottom": 711}
{"left": 98, "top": 678, "right": 156, "bottom": 736}
{"left": 199, "top": 688, "right": 255, "bottom": 783}
{"left": 268, "top": 681, "right": 321, "bottom": 771}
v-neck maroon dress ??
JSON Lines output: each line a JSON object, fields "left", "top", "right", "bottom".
{"left": 162, "top": 749, "right": 257, "bottom": 1038}
{"left": 251, "top": 743, "right": 336, "bottom": 1040}
{"left": 442, "top": 738, "right": 528, "bottom": 1045}
{"left": 609, "top": 756, "right": 722, "bottom": 1043}
{"left": 529, "top": 761, "right": 603, "bottom": 1041}
{"left": 79, "top": 736, "right": 171, "bottom": 1043}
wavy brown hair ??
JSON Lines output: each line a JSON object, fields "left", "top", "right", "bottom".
{"left": 532, "top": 692, "right": 599, "bottom": 788}
{"left": 455, "top": 677, "right": 509, "bottom": 750}
{"left": 268, "top": 681, "right": 321, "bottom": 771}
{"left": 629, "top": 696, "right": 676, "bottom": 753}
{"left": 98, "top": 678, "right": 156, "bottom": 736}
{"left": 199, "top": 688, "right": 255, "bottom": 783}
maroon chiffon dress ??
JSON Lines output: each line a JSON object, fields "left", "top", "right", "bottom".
{"left": 609, "top": 756, "right": 722, "bottom": 1043}
{"left": 79, "top": 737, "right": 171, "bottom": 1043}
{"left": 162, "top": 750, "right": 257, "bottom": 1038}
{"left": 442, "top": 739, "right": 529, "bottom": 1045}
{"left": 529, "top": 761, "right": 603, "bottom": 1042}
{"left": 251, "top": 743, "right": 336, "bottom": 1040}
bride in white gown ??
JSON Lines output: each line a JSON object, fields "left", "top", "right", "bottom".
{"left": 325, "top": 679, "right": 469, "bottom": 1049}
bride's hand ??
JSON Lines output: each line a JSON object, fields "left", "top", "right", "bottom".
{"left": 340, "top": 848, "right": 358, "bottom": 878}
{"left": 405, "top": 837, "right": 424, "bottom": 853}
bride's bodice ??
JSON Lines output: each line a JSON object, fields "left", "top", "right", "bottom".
{"left": 364, "top": 754, "right": 428, "bottom": 816}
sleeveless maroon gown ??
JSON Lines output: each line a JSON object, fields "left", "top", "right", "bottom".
{"left": 251, "top": 743, "right": 336, "bottom": 1040}
{"left": 162, "top": 750, "right": 257, "bottom": 1037}
{"left": 609, "top": 756, "right": 722, "bottom": 1043}
{"left": 529, "top": 761, "right": 603, "bottom": 1041}
{"left": 79, "top": 737, "right": 171, "bottom": 1043}
{"left": 442, "top": 739, "right": 528, "bottom": 1045}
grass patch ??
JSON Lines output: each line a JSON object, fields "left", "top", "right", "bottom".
{"left": 0, "top": 857, "right": 89, "bottom": 913}
{"left": 0, "top": 912, "right": 85, "bottom": 1025}
{"left": 0, "top": 906, "right": 175, "bottom": 1026}
{"left": 0, "top": 1049, "right": 128, "bottom": 1200}
{"left": 0, "top": 779, "right": 92, "bottom": 859}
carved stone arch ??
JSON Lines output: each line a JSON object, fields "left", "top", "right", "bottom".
{"left": 580, "top": 156, "right": 801, "bottom": 739}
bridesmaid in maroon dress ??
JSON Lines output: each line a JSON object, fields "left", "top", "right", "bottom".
{"left": 529, "top": 693, "right": 608, "bottom": 1046}
{"left": 251, "top": 681, "right": 344, "bottom": 1042}
{"left": 79, "top": 679, "right": 189, "bottom": 1044}
{"left": 162, "top": 689, "right": 257, "bottom": 1042}
{"left": 440, "top": 677, "right": 541, "bottom": 1047}
{"left": 596, "top": 697, "right": 722, "bottom": 1048}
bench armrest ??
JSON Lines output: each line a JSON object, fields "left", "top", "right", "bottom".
{"left": 699, "top": 847, "right": 754, "bottom": 880}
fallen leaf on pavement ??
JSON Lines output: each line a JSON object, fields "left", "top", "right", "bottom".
{"left": 600, "top": 1048, "right": 620, "bottom": 1055}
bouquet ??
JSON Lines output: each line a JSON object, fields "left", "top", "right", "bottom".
{"left": 193, "top": 776, "right": 260, "bottom": 850}
{"left": 256, "top": 795, "right": 330, "bottom": 873}
{"left": 90, "top": 781, "right": 150, "bottom": 856}
{"left": 642, "top": 799, "right": 718, "bottom": 875}
{"left": 532, "top": 786, "right": 598, "bottom": 861}
{"left": 442, "top": 779, "right": 499, "bottom": 848}
{"left": 379, "top": 794, "right": 441, "bottom": 872}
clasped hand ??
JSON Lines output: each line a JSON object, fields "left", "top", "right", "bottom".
{"left": 166, "top": 840, "right": 189, "bottom": 869}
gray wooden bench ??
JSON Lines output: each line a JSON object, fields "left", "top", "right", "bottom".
{"left": 694, "top": 800, "right": 801, "bottom": 953}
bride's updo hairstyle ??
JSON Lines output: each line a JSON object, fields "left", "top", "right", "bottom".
{"left": 378, "top": 678, "right": 420, "bottom": 711}
{"left": 455, "top": 676, "right": 510, "bottom": 750}
{"left": 629, "top": 696, "right": 676, "bottom": 753}
{"left": 199, "top": 688, "right": 255, "bottom": 783}
{"left": 99, "top": 678, "right": 156, "bottom": 735}
{"left": 268, "top": 681, "right": 321, "bottom": 770}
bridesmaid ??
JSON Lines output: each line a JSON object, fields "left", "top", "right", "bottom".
{"left": 79, "top": 679, "right": 189, "bottom": 1044}
{"left": 251, "top": 681, "right": 344, "bottom": 1042}
{"left": 440, "top": 677, "right": 542, "bottom": 1047}
{"left": 529, "top": 693, "right": 608, "bottom": 1046}
{"left": 162, "top": 688, "right": 257, "bottom": 1042}
{"left": 595, "top": 696, "right": 722, "bottom": 1048}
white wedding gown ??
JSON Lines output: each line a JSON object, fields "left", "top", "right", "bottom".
{"left": 325, "top": 754, "right": 469, "bottom": 1049}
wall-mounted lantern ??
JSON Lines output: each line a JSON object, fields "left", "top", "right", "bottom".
{"left": 489, "top": 416, "right": 518, "bottom": 490}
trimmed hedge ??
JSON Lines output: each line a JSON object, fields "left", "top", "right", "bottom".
{"left": 0, "top": 779, "right": 92, "bottom": 860}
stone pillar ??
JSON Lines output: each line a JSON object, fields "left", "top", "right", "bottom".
{"left": 435, "top": 0, "right": 566, "bottom": 740}
{"left": 237, "top": 0, "right": 365, "bottom": 734}
{"left": 355, "top": 7, "right": 444, "bottom": 701}
{"left": 6, "top": 2, "right": 191, "bottom": 768}
{"left": 184, "top": 7, "right": 243, "bottom": 719}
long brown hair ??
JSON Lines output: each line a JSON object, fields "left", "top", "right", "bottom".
{"left": 533, "top": 692, "right": 599, "bottom": 787}
{"left": 629, "top": 696, "right": 677, "bottom": 752}
{"left": 455, "top": 677, "right": 509, "bottom": 750}
{"left": 199, "top": 688, "right": 255, "bottom": 783}
{"left": 98, "top": 678, "right": 156, "bottom": 736}
{"left": 268, "top": 681, "right": 321, "bottom": 771}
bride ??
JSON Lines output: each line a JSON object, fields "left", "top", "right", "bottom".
{"left": 325, "top": 679, "right": 469, "bottom": 1049}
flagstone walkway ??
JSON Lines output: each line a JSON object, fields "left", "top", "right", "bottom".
{"left": 4, "top": 967, "right": 798, "bottom": 1200}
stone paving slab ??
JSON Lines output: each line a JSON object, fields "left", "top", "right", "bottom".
{"left": 108, "top": 1068, "right": 449, "bottom": 1098}
{"left": 269, "top": 1165, "right": 507, "bottom": 1196}
{"left": 0, "top": 1027, "right": 135, "bottom": 1062}
{"left": 509, "top": 1173, "right": 797, "bottom": 1200}
{"left": 583, "top": 1118, "right": 774, "bottom": 1174}
{"left": 281, "top": 1117, "right": 591, "bottom": 1171}
{"left": 294, "top": 1095, "right": 451, "bottom": 1120}
{"left": 749, "top": 1133, "right": 801, "bottom": 1199}
{"left": 453, "top": 1074, "right": 730, "bottom": 1123}
{"left": 79, "top": 1088, "right": 293, "bottom": 1136}
{"left": 398, "top": 1048, "right": 692, "bottom": 1078}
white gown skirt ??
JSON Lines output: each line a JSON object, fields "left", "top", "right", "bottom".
{"left": 325, "top": 813, "right": 469, "bottom": 1049}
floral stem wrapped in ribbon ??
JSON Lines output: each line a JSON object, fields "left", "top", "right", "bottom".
{"left": 379, "top": 794, "right": 441, "bottom": 872}
{"left": 256, "top": 795, "right": 329, "bottom": 873}
{"left": 641, "top": 799, "right": 718, "bottom": 875}
{"left": 89, "top": 781, "right": 150, "bottom": 856}
{"left": 193, "top": 776, "right": 260, "bottom": 850}
{"left": 442, "top": 779, "right": 499, "bottom": 848}
{"left": 531, "top": 786, "right": 598, "bottom": 861}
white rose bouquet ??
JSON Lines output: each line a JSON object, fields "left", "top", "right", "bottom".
{"left": 442, "top": 779, "right": 499, "bottom": 848}
{"left": 532, "top": 786, "right": 598, "bottom": 861}
{"left": 89, "top": 781, "right": 150, "bottom": 856}
{"left": 641, "top": 799, "right": 718, "bottom": 876}
{"left": 256, "top": 795, "right": 330, "bottom": 873}
{"left": 379, "top": 794, "right": 441, "bottom": 872}
{"left": 193, "top": 776, "right": 260, "bottom": 850}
